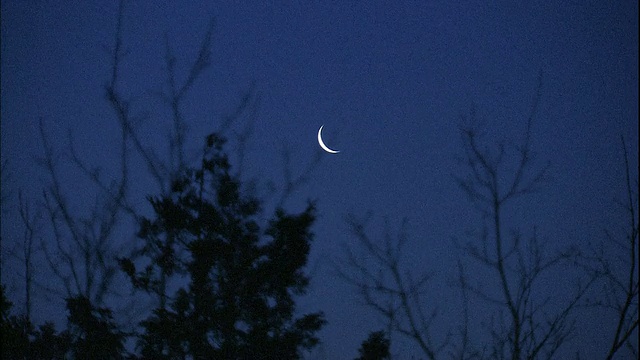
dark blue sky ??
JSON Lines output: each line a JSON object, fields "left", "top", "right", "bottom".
{"left": 2, "top": 1, "right": 638, "bottom": 358}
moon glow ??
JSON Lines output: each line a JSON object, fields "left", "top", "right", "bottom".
{"left": 317, "top": 125, "right": 340, "bottom": 154}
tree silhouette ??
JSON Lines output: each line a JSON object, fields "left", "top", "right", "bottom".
{"left": 2, "top": 0, "right": 330, "bottom": 357}
{"left": 119, "top": 133, "right": 325, "bottom": 358}
{"left": 602, "top": 137, "right": 639, "bottom": 359}
{"left": 455, "top": 124, "right": 584, "bottom": 358}
{"left": 453, "top": 73, "right": 594, "bottom": 360}
{"left": 338, "top": 215, "right": 444, "bottom": 359}
{"left": 64, "top": 295, "right": 126, "bottom": 359}
{"left": 1, "top": 285, "right": 33, "bottom": 358}
{"left": 355, "top": 330, "right": 391, "bottom": 360}
{"left": 26, "top": 0, "right": 318, "bottom": 321}
{"left": 3, "top": 200, "right": 136, "bottom": 360}
{"left": 582, "top": 136, "right": 639, "bottom": 359}
{"left": 339, "top": 73, "right": 596, "bottom": 359}
{"left": 1, "top": 285, "right": 125, "bottom": 359}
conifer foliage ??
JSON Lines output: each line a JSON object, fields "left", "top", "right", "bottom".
{"left": 119, "top": 133, "right": 325, "bottom": 359}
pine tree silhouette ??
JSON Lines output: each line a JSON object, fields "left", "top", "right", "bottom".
{"left": 120, "top": 133, "right": 325, "bottom": 359}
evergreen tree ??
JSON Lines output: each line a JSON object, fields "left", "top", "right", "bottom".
{"left": 0, "top": 286, "right": 72, "bottom": 360}
{"left": 1, "top": 285, "right": 32, "bottom": 358}
{"left": 65, "top": 295, "right": 125, "bottom": 359}
{"left": 355, "top": 331, "right": 391, "bottom": 360}
{"left": 120, "top": 133, "right": 325, "bottom": 359}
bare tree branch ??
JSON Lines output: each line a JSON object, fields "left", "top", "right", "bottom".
{"left": 17, "top": 191, "right": 38, "bottom": 321}
{"left": 601, "top": 136, "right": 639, "bottom": 360}
{"left": 336, "top": 215, "right": 442, "bottom": 360}
{"left": 455, "top": 74, "right": 590, "bottom": 359}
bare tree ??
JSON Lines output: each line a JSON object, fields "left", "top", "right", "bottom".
{"left": 0, "top": 159, "right": 8, "bottom": 208}
{"left": 454, "top": 73, "right": 593, "bottom": 359}
{"left": 16, "top": 192, "right": 40, "bottom": 322}
{"left": 0, "top": 159, "right": 10, "bottom": 259}
{"left": 338, "top": 73, "right": 596, "bottom": 359}
{"left": 449, "top": 259, "right": 484, "bottom": 360}
{"left": 0, "top": 159, "right": 9, "bottom": 278}
{"left": 604, "top": 137, "right": 639, "bottom": 359}
{"left": 37, "top": 115, "right": 121, "bottom": 304}
{"left": 31, "top": 0, "right": 321, "bottom": 316}
{"left": 32, "top": 0, "right": 223, "bottom": 309}
{"left": 584, "top": 136, "right": 638, "bottom": 359}
{"left": 337, "top": 214, "right": 446, "bottom": 360}
{"left": 1, "top": 188, "right": 41, "bottom": 323}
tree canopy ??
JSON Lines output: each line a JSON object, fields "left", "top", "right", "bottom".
{"left": 119, "top": 133, "right": 325, "bottom": 359}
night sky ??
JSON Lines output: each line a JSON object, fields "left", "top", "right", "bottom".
{"left": 1, "top": 1, "right": 638, "bottom": 359}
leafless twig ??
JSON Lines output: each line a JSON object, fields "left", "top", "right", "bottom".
{"left": 336, "top": 215, "right": 445, "bottom": 360}
{"left": 455, "top": 73, "right": 592, "bottom": 359}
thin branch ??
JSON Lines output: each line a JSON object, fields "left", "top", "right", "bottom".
{"left": 337, "top": 214, "right": 442, "bottom": 360}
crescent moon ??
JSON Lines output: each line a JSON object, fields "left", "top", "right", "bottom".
{"left": 317, "top": 125, "right": 340, "bottom": 154}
